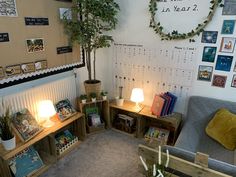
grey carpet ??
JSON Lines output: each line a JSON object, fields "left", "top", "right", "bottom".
{"left": 40, "top": 130, "right": 145, "bottom": 177}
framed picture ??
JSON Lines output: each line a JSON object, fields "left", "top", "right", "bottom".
{"left": 221, "top": 20, "right": 235, "bottom": 34}
{"left": 219, "top": 37, "right": 236, "bottom": 53}
{"left": 231, "top": 74, "right": 236, "bottom": 87}
{"left": 21, "top": 62, "right": 35, "bottom": 73}
{"left": 35, "top": 60, "right": 47, "bottom": 71}
{"left": 26, "top": 38, "right": 44, "bottom": 53}
{"left": 5, "top": 64, "right": 21, "bottom": 76}
{"left": 0, "top": 67, "right": 4, "bottom": 78}
{"left": 234, "top": 62, "right": 236, "bottom": 72}
{"left": 222, "top": 0, "right": 236, "bottom": 15}
{"left": 212, "top": 75, "right": 227, "bottom": 88}
{"left": 197, "top": 65, "right": 213, "bottom": 82}
{"left": 215, "top": 55, "right": 233, "bottom": 72}
{"left": 202, "top": 46, "right": 217, "bottom": 63}
{"left": 201, "top": 31, "right": 218, "bottom": 44}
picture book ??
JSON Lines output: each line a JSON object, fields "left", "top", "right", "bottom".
{"left": 9, "top": 147, "right": 44, "bottom": 177}
{"left": 55, "top": 130, "right": 75, "bottom": 148}
{"left": 144, "top": 127, "right": 170, "bottom": 144}
{"left": 151, "top": 94, "right": 165, "bottom": 116}
{"left": 88, "top": 113, "right": 102, "bottom": 127}
{"left": 55, "top": 99, "right": 76, "bottom": 121}
{"left": 166, "top": 92, "right": 177, "bottom": 114}
{"left": 12, "top": 108, "right": 43, "bottom": 142}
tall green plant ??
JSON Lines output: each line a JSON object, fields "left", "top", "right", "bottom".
{"left": 63, "top": 0, "right": 120, "bottom": 82}
{"left": 0, "top": 107, "right": 14, "bottom": 141}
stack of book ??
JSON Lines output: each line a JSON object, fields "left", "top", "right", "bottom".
{"left": 151, "top": 92, "right": 177, "bottom": 116}
{"left": 113, "top": 114, "right": 135, "bottom": 133}
{"left": 9, "top": 147, "right": 44, "bottom": 177}
{"left": 144, "top": 127, "right": 170, "bottom": 146}
{"left": 54, "top": 130, "right": 78, "bottom": 155}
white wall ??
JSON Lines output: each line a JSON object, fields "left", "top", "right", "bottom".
{"left": 77, "top": 0, "right": 236, "bottom": 114}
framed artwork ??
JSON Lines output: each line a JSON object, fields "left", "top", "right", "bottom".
{"left": 197, "top": 65, "right": 213, "bottom": 82}
{"left": 215, "top": 55, "right": 233, "bottom": 72}
{"left": 21, "top": 62, "right": 35, "bottom": 73}
{"left": 212, "top": 75, "right": 227, "bottom": 88}
{"left": 35, "top": 60, "right": 47, "bottom": 71}
{"left": 221, "top": 20, "right": 235, "bottom": 34}
{"left": 219, "top": 37, "right": 236, "bottom": 53}
{"left": 201, "top": 31, "right": 218, "bottom": 44}
{"left": 222, "top": 0, "right": 236, "bottom": 15}
{"left": 5, "top": 64, "right": 21, "bottom": 76}
{"left": 234, "top": 62, "right": 236, "bottom": 72}
{"left": 0, "top": 0, "right": 18, "bottom": 17}
{"left": 26, "top": 38, "right": 44, "bottom": 53}
{"left": 231, "top": 74, "right": 236, "bottom": 87}
{"left": 202, "top": 46, "right": 217, "bottom": 63}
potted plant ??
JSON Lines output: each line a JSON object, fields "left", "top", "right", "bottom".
{"left": 80, "top": 94, "right": 87, "bottom": 104}
{"left": 116, "top": 86, "right": 124, "bottom": 106}
{"left": 62, "top": 0, "right": 120, "bottom": 96}
{"left": 101, "top": 91, "right": 108, "bottom": 100}
{"left": 0, "top": 107, "right": 16, "bottom": 150}
{"left": 90, "top": 92, "right": 97, "bottom": 102}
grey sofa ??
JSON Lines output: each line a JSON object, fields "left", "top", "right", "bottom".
{"left": 165, "top": 96, "right": 236, "bottom": 176}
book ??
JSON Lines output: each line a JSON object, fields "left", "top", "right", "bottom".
{"left": 88, "top": 113, "right": 102, "bottom": 127}
{"left": 166, "top": 92, "right": 177, "bottom": 114}
{"left": 151, "top": 94, "right": 165, "bottom": 116}
{"left": 55, "top": 99, "right": 76, "bottom": 121}
{"left": 144, "top": 127, "right": 170, "bottom": 145}
{"left": 160, "top": 93, "right": 171, "bottom": 116}
{"left": 12, "top": 108, "right": 43, "bottom": 142}
{"left": 55, "top": 130, "right": 75, "bottom": 149}
{"left": 9, "top": 147, "right": 44, "bottom": 177}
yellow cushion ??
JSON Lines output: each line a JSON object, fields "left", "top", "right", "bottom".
{"left": 206, "top": 108, "right": 236, "bottom": 151}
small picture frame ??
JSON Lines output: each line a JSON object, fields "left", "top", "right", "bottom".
{"left": 197, "top": 65, "right": 213, "bottom": 82}
{"left": 219, "top": 37, "right": 236, "bottom": 53}
{"left": 231, "top": 74, "right": 236, "bottom": 87}
{"left": 212, "top": 75, "right": 227, "bottom": 88}
{"left": 21, "top": 62, "right": 35, "bottom": 73}
{"left": 233, "top": 62, "right": 236, "bottom": 72}
{"left": 26, "top": 38, "right": 44, "bottom": 53}
{"left": 215, "top": 55, "right": 233, "bottom": 72}
{"left": 59, "top": 8, "right": 72, "bottom": 20}
{"left": 202, "top": 46, "right": 217, "bottom": 63}
{"left": 35, "top": 60, "right": 47, "bottom": 71}
{"left": 0, "top": 67, "right": 5, "bottom": 79}
{"left": 222, "top": 0, "right": 236, "bottom": 15}
{"left": 201, "top": 31, "right": 218, "bottom": 44}
{"left": 221, "top": 20, "right": 235, "bottom": 34}
{"left": 5, "top": 64, "right": 21, "bottom": 76}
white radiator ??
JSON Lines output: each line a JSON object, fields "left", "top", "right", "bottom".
{"left": 0, "top": 75, "right": 77, "bottom": 121}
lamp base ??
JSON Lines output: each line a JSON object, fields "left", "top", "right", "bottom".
{"left": 134, "top": 102, "right": 142, "bottom": 111}
{"left": 43, "top": 119, "right": 55, "bottom": 128}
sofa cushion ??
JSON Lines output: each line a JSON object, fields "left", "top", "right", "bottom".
{"left": 206, "top": 108, "right": 236, "bottom": 150}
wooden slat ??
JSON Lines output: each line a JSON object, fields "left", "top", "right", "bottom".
{"left": 138, "top": 144, "right": 232, "bottom": 177}
{"left": 109, "top": 100, "right": 144, "bottom": 113}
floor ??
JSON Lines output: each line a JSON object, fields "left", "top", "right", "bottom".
{"left": 40, "top": 129, "right": 145, "bottom": 177}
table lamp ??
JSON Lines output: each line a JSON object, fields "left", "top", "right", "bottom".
{"left": 130, "top": 88, "right": 144, "bottom": 111}
{"left": 38, "top": 100, "right": 56, "bottom": 128}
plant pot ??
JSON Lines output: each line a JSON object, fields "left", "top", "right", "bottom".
{"left": 84, "top": 80, "right": 101, "bottom": 98}
{"left": 2, "top": 136, "right": 16, "bottom": 151}
{"left": 81, "top": 99, "right": 87, "bottom": 104}
{"left": 102, "top": 95, "right": 107, "bottom": 100}
{"left": 91, "top": 98, "right": 96, "bottom": 102}
{"left": 116, "top": 98, "right": 124, "bottom": 106}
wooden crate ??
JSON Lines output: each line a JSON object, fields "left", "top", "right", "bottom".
{"left": 87, "top": 122, "right": 105, "bottom": 133}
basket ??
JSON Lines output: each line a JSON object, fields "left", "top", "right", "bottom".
{"left": 84, "top": 80, "right": 101, "bottom": 98}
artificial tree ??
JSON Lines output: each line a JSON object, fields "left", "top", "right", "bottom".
{"left": 63, "top": 0, "right": 120, "bottom": 83}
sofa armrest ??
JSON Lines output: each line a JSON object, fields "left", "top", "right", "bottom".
{"left": 163, "top": 145, "right": 236, "bottom": 176}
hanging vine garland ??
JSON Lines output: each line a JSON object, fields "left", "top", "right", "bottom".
{"left": 149, "top": 0, "right": 224, "bottom": 41}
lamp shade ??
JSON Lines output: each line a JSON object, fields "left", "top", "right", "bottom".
{"left": 38, "top": 100, "right": 56, "bottom": 118}
{"left": 130, "top": 88, "right": 144, "bottom": 103}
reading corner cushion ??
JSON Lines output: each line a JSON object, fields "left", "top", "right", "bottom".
{"left": 206, "top": 108, "right": 236, "bottom": 151}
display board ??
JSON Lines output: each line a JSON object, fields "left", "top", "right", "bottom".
{"left": 0, "top": 0, "right": 83, "bottom": 87}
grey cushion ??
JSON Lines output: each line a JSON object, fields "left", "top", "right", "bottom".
{"left": 174, "top": 96, "right": 236, "bottom": 175}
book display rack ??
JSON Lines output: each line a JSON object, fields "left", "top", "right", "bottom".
{"left": 0, "top": 113, "right": 86, "bottom": 177}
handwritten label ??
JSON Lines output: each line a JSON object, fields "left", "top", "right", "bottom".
{"left": 0, "top": 33, "right": 9, "bottom": 42}
{"left": 57, "top": 46, "right": 73, "bottom": 54}
{"left": 160, "top": 2, "right": 198, "bottom": 13}
{"left": 25, "top": 17, "right": 49, "bottom": 26}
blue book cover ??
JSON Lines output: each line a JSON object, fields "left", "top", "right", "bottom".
{"left": 9, "top": 147, "right": 44, "bottom": 177}
{"left": 167, "top": 92, "right": 177, "bottom": 114}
